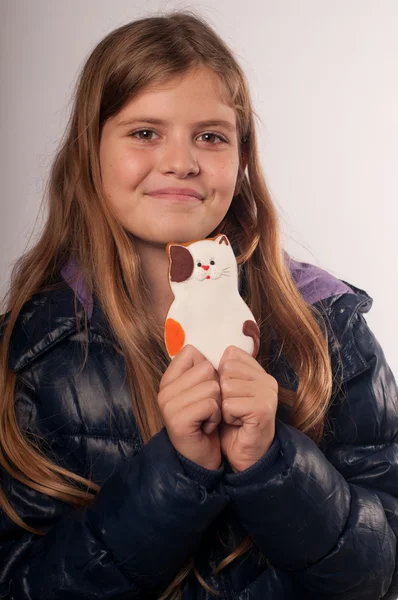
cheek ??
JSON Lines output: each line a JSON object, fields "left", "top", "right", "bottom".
{"left": 105, "top": 160, "right": 134, "bottom": 191}
{"left": 218, "top": 154, "right": 239, "bottom": 178}
{"left": 101, "top": 147, "right": 147, "bottom": 192}
{"left": 206, "top": 156, "right": 239, "bottom": 198}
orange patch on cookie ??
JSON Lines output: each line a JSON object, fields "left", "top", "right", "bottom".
{"left": 165, "top": 318, "right": 185, "bottom": 356}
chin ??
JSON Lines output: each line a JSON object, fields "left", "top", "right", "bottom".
{"left": 155, "top": 227, "right": 213, "bottom": 245}
{"left": 126, "top": 221, "right": 223, "bottom": 246}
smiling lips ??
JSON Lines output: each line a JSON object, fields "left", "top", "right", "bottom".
{"left": 148, "top": 186, "right": 204, "bottom": 200}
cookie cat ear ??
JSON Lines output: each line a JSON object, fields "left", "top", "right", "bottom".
{"left": 168, "top": 245, "right": 194, "bottom": 282}
{"left": 215, "top": 235, "right": 229, "bottom": 246}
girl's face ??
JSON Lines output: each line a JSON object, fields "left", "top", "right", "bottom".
{"left": 99, "top": 67, "right": 242, "bottom": 246}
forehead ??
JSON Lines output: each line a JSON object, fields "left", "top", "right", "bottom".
{"left": 115, "top": 68, "right": 236, "bottom": 126}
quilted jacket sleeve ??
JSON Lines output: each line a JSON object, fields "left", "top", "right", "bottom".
{"left": 223, "top": 293, "right": 398, "bottom": 600}
{"left": 0, "top": 376, "right": 229, "bottom": 599}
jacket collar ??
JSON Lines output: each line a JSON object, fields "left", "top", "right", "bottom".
{"left": 0, "top": 282, "right": 86, "bottom": 372}
{"left": 1, "top": 257, "right": 373, "bottom": 374}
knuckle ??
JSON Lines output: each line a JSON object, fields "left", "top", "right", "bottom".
{"left": 212, "top": 407, "right": 222, "bottom": 424}
{"left": 221, "top": 379, "right": 233, "bottom": 395}
{"left": 202, "top": 360, "right": 215, "bottom": 378}
{"left": 222, "top": 359, "right": 234, "bottom": 375}
{"left": 160, "top": 397, "right": 172, "bottom": 419}
{"left": 181, "top": 344, "right": 195, "bottom": 358}
{"left": 268, "top": 375, "right": 278, "bottom": 393}
{"left": 222, "top": 400, "right": 232, "bottom": 414}
{"left": 208, "top": 380, "right": 220, "bottom": 397}
{"left": 189, "top": 344, "right": 199, "bottom": 357}
{"left": 208, "top": 398, "right": 220, "bottom": 412}
{"left": 157, "top": 389, "right": 166, "bottom": 407}
{"left": 226, "top": 345, "right": 238, "bottom": 359}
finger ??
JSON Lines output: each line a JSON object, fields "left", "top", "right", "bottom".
{"left": 222, "top": 397, "right": 265, "bottom": 425}
{"left": 220, "top": 378, "right": 255, "bottom": 400}
{"left": 220, "top": 345, "right": 264, "bottom": 373}
{"left": 218, "top": 358, "right": 258, "bottom": 382}
{"left": 172, "top": 398, "right": 221, "bottom": 436}
{"left": 222, "top": 378, "right": 278, "bottom": 402}
{"left": 201, "top": 381, "right": 223, "bottom": 433}
{"left": 219, "top": 349, "right": 278, "bottom": 393}
{"left": 202, "top": 411, "right": 222, "bottom": 434}
{"left": 163, "top": 360, "right": 219, "bottom": 400}
{"left": 160, "top": 379, "right": 221, "bottom": 417}
{"left": 220, "top": 414, "right": 244, "bottom": 427}
{"left": 160, "top": 345, "right": 207, "bottom": 389}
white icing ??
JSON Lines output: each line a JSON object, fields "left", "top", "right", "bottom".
{"left": 165, "top": 235, "right": 257, "bottom": 370}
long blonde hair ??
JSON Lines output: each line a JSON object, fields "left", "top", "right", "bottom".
{"left": 0, "top": 10, "right": 341, "bottom": 599}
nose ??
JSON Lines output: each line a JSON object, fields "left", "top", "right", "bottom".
{"left": 159, "top": 138, "right": 199, "bottom": 177}
{"left": 202, "top": 265, "right": 210, "bottom": 271}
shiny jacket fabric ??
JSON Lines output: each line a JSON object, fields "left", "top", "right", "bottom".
{"left": 0, "top": 257, "right": 398, "bottom": 600}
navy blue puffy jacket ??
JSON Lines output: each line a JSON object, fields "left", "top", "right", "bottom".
{"left": 0, "top": 257, "right": 397, "bottom": 599}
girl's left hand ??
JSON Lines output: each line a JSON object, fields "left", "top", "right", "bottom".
{"left": 218, "top": 345, "right": 279, "bottom": 473}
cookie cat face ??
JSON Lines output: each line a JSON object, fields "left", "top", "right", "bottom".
{"left": 167, "top": 234, "right": 237, "bottom": 290}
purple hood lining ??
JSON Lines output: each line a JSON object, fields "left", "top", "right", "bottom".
{"left": 60, "top": 254, "right": 355, "bottom": 322}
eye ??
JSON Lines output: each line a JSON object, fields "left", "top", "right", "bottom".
{"left": 128, "top": 129, "right": 227, "bottom": 145}
{"left": 197, "top": 262, "right": 202, "bottom": 267}
{"left": 197, "top": 132, "right": 228, "bottom": 145}
{"left": 128, "top": 129, "right": 159, "bottom": 142}
{"left": 210, "top": 260, "right": 215, "bottom": 265}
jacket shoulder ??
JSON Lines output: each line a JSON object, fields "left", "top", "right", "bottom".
{"left": 270, "top": 256, "right": 375, "bottom": 399}
{"left": 0, "top": 284, "right": 88, "bottom": 373}
{"left": 231, "top": 253, "right": 374, "bottom": 404}
{"left": 286, "top": 253, "right": 373, "bottom": 311}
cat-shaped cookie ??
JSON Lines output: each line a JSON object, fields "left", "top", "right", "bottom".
{"left": 164, "top": 234, "right": 260, "bottom": 370}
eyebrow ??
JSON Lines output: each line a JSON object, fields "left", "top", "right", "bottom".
{"left": 116, "top": 117, "right": 236, "bottom": 133}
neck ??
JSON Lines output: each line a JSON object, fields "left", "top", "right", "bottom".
{"left": 133, "top": 237, "right": 174, "bottom": 325}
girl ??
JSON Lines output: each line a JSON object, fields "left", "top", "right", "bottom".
{"left": 0, "top": 10, "right": 397, "bottom": 600}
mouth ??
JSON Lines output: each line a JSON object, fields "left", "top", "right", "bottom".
{"left": 148, "top": 192, "right": 202, "bottom": 202}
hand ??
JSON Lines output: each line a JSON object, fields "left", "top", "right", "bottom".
{"left": 218, "top": 345, "right": 278, "bottom": 473}
{"left": 158, "top": 345, "right": 222, "bottom": 470}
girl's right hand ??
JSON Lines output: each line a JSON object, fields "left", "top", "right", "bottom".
{"left": 158, "top": 345, "right": 222, "bottom": 470}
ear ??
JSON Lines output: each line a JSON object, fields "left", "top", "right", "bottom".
{"left": 169, "top": 245, "right": 194, "bottom": 282}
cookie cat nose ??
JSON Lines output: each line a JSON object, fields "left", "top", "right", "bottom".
{"left": 202, "top": 265, "right": 210, "bottom": 271}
